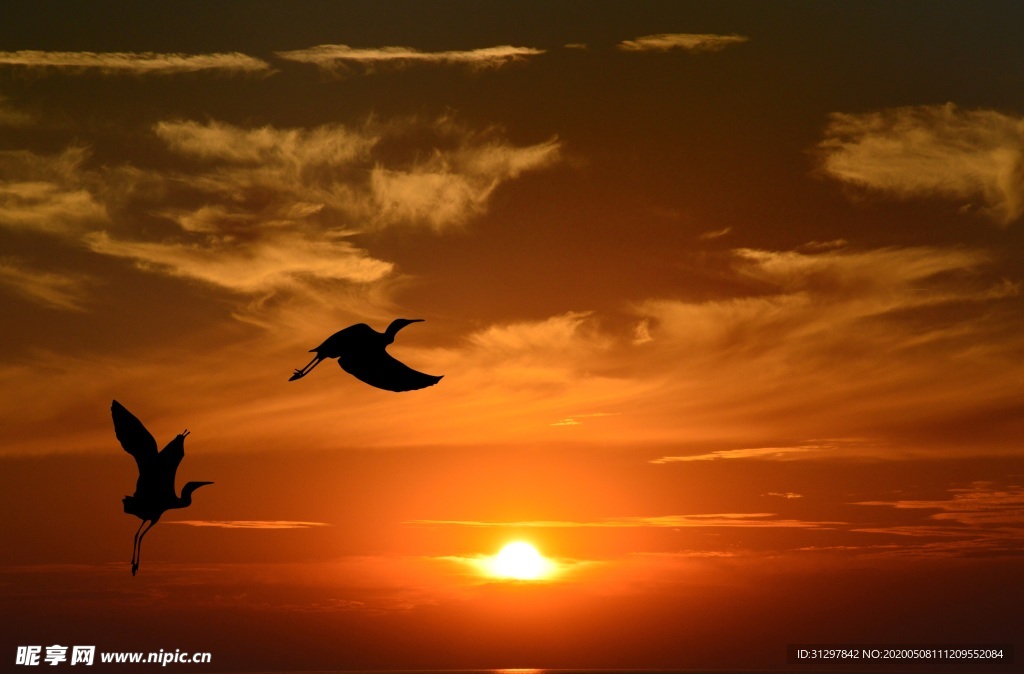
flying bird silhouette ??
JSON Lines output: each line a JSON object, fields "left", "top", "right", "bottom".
{"left": 289, "top": 318, "right": 443, "bottom": 392}
{"left": 112, "top": 400, "right": 212, "bottom": 576}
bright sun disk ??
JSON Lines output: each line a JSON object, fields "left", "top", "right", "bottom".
{"left": 489, "top": 541, "right": 551, "bottom": 580}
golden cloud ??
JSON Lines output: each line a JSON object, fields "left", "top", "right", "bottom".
{"left": 0, "top": 50, "right": 270, "bottom": 74}
{"left": 275, "top": 44, "right": 544, "bottom": 73}
{"left": 0, "top": 258, "right": 93, "bottom": 311}
{"left": 618, "top": 33, "right": 749, "bottom": 53}
{"left": 818, "top": 103, "right": 1024, "bottom": 225}
{"left": 407, "top": 513, "right": 838, "bottom": 529}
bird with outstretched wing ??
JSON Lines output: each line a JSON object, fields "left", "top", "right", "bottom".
{"left": 112, "top": 400, "right": 212, "bottom": 576}
{"left": 289, "top": 319, "right": 443, "bottom": 392}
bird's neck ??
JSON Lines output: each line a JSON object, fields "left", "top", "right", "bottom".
{"left": 174, "top": 483, "right": 206, "bottom": 508}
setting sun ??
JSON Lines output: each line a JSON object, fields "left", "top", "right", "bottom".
{"left": 488, "top": 542, "right": 553, "bottom": 580}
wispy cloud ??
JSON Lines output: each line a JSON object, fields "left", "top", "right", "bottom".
{"left": 698, "top": 226, "right": 732, "bottom": 240}
{"left": 618, "top": 33, "right": 749, "bottom": 53}
{"left": 0, "top": 116, "right": 558, "bottom": 302}
{"left": 85, "top": 230, "right": 392, "bottom": 293}
{"left": 399, "top": 242, "right": 1024, "bottom": 451}
{"left": 856, "top": 482, "right": 1024, "bottom": 527}
{"left": 154, "top": 119, "right": 376, "bottom": 165}
{"left": 467, "top": 310, "right": 600, "bottom": 353}
{"left": 818, "top": 103, "right": 1024, "bottom": 225}
{"left": 0, "top": 148, "right": 108, "bottom": 235}
{"left": 369, "top": 132, "right": 560, "bottom": 231}
{"left": 798, "top": 238, "right": 849, "bottom": 252}
{"left": 0, "top": 258, "right": 92, "bottom": 311}
{"left": 0, "top": 50, "right": 270, "bottom": 74}
{"left": 0, "top": 182, "right": 106, "bottom": 234}
{"left": 551, "top": 412, "right": 619, "bottom": 427}
{"left": 168, "top": 520, "right": 331, "bottom": 529}
{"left": 0, "top": 143, "right": 395, "bottom": 299}
{"left": 766, "top": 492, "right": 804, "bottom": 499}
{"left": 102, "top": 117, "right": 557, "bottom": 292}
{"left": 0, "top": 96, "right": 32, "bottom": 126}
{"left": 651, "top": 444, "right": 824, "bottom": 463}
{"left": 632, "top": 318, "right": 654, "bottom": 344}
{"left": 408, "top": 513, "right": 837, "bottom": 529}
{"left": 442, "top": 311, "right": 617, "bottom": 393}
{"left": 275, "top": 44, "right": 544, "bottom": 73}
{"left": 639, "top": 246, "right": 1019, "bottom": 356}
{"left": 152, "top": 117, "right": 559, "bottom": 233}
{"left": 625, "top": 244, "right": 1022, "bottom": 450}
{"left": 851, "top": 483, "right": 1024, "bottom": 557}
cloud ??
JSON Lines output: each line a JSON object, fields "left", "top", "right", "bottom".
{"left": 0, "top": 50, "right": 270, "bottom": 74}
{"left": 0, "top": 96, "right": 32, "bottom": 126}
{"left": 394, "top": 243, "right": 1022, "bottom": 451}
{"left": 640, "top": 247, "right": 1018, "bottom": 352}
{"left": 851, "top": 483, "right": 1024, "bottom": 556}
{"left": 0, "top": 130, "right": 396, "bottom": 299}
{"left": 0, "top": 258, "right": 93, "bottom": 311}
{"left": 168, "top": 520, "right": 331, "bottom": 529}
{"left": 275, "top": 44, "right": 544, "bottom": 73}
{"left": 626, "top": 244, "right": 1022, "bottom": 449}
{"left": 632, "top": 318, "right": 654, "bottom": 344}
{"left": 730, "top": 245, "right": 1008, "bottom": 298}
{"left": 153, "top": 117, "right": 559, "bottom": 233}
{"left": 618, "top": 33, "right": 749, "bottom": 53}
{"left": 817, "top": 103, "right": 1024, "bottom": 225}
{"left": 154, "top": 119, "right": 376, "bottom": 165}
{"left": 86, "top": 117, "right": 557, "bottom": 293}
{"left": 551, "top": 412, "right": 619, "bottom": 427}
{"left": 342, "top": 310, "right": 653, "bottom": 447}
{"left": 440, "top": 311, "right": 619, "bottom": 393}
{"left": 0, "top": 148, "right": 108, "bottom": 235}
{"left": 467, "top": 310, "right": 598, "bottom": 353}
{"left": 856, "top": 482, "right": 1024, "bottom": 527}
{"left": 408, "top": 513, "right": 837, "bottom": 529}
{"left": 369, "top": 133, "right": 561, "bottom": 230}
{"left": 0, "top": 182, "right": 106, "bottom": 234}
{"left": 766, "top": 492, "right": 804, "bottom": 499}
{"left": 698, "top": 226, "right": 732, "bottom": 240}
{"left": 0, "top": 117, "right": 558, "bottom": 303}
{"left": 651, "top": 444, "right": 824, "bottom": 463}
{"left": 85, "top": 230, "right": 392, "bottom": 293}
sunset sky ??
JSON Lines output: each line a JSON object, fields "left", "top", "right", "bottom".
{"left": 1, "top": 2, "right": 1022, "bottom": 671}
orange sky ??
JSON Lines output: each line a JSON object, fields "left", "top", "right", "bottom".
{"left": 1, "top": 2, "right": 1022, "bottom": 672}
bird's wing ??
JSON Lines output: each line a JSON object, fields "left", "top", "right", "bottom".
{"left": 340, "top": 350, "right": 442, "bottom": 392}
{"left": 111, "top": 400, "right": 158, "bottom": 465}
{"left": 156, "top": 434, "right": 187, "bottom": 497}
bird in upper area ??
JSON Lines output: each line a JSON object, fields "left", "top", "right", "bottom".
{"left": 111, "top": 400, "right": 212, "bottom": 576}
{"left": 289, "top": 318, "right": 443, "bottom": 392}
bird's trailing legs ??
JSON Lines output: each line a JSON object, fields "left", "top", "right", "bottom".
{"left": 132, "top": 519, "right": 155, "bottom": 576}
{"left": 289, "top": 354, "right": 324, "bottom": 381}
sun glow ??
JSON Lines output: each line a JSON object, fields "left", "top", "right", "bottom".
{"left": 488, "top": 541, "right": 553, "bottom": 580}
